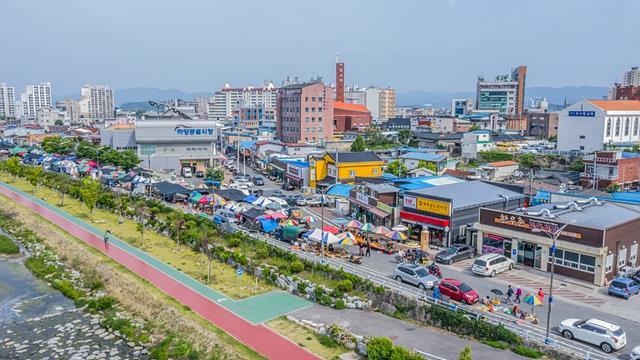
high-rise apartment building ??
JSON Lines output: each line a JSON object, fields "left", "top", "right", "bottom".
{"left": 451, "top": 98, "right": 473, "bottom": 117}
{"left": 80, "top": 84, "right": 114, "bottom": 120}
{"left": 345, "top": 86, "right": 366, "bottom": 105}
{"left": 363, "top": 87, "right": 396, "bottom": 123}
{"left": 0, "top": 83, "right": 16, "bottom": 118}
{"left": 623, "top": 67, "right": 640, "bottom": 87}
{"left": 276, "top": 82, "right": 334, "bottom": 144}
{"left": 18, "top": 82, "right": 52, "bottom": 118}
{"left": 476, "top": 66, "right": 526, "bottom": 116}
{"left": 209, "top": 82, "right": 277, "bottom": 121}
{"left": 56, "top": 99, "right": 81, "bottom": 124}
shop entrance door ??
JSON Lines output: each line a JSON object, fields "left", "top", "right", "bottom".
{"left": 518, "top": 242, "right": 540, "bottom": 268}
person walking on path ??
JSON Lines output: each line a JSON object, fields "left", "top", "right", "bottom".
{"left": 515, "top": 285, "right": 522, "bottom": 303}
{"left": 103, "top": 230, "right": 111, "bottom": 246}
{"left": 365, "top": 241, "right": 371, "bottom": 257}
{"left": 537, "top": 288, "right": 545, "bottom": 301}
{"left": 506, "top": 285, "right": 514, "bottom": 304}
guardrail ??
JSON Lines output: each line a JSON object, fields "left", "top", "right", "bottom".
{"left": 414, "top": 349, "right": 447, "bottom": 360}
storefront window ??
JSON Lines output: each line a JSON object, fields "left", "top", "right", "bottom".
{"left": 482, "top": 233, "right": 507, "bottom": 255}
{"left": 554, "top": 249, "right": 595, "bottom": 273}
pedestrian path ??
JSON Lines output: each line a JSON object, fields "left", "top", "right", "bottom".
{"left": 0, "top": 182, "right": 319, "bottom": 360}
{"left": 497, "top": 272, "right": 606, "bottom": 306}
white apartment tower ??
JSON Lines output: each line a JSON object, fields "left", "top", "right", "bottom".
{"left": 80, "top": 84, "right": 115, "bottom": 120}
{"left": 0, "top": 83, "right": 16, "bottom": 118}
{"left": 19, "top": 82, "right": 52, "bottom": 118}
{"left": 623, "top": 67, "right": 640, "bottom": 87}
{"left": 209, "top": 82, "right": 277, "bottom": 121}
{"left": 364, "top": 86, "right": 396, "bottom": 123}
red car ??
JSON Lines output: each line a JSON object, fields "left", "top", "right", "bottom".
{"left": 438, "top": 278, "right": 479, "bottom": 305}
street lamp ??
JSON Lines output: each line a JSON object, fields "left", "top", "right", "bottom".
{"left": 531, "top": 222, "right": 569, "bottom": 343}
{"left": 319, "top": 186, "right": 332, "bottom": 259}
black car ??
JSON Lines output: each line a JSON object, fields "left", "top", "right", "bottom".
{"left": 435, "top": 245, "right": 474, "bottom": 264}
{"left": 283, "top": 194, "right": 302, "bottom": 205}
{"left": 631, "top": 270, "right": 640, "bottom": 284}
{"left": 253, "top": 177, "right": 265, "bottom": 186}
{"left": 282, "top": 182, "right": 294, "bottom": 191}
{"left": 195, "top": 170, "right": 205, "bottom": 178}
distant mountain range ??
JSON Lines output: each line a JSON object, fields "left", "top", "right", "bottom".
{"left": 56, "top": 85, "right": 609, "bottom": 112}
{"left": 396, "top": 86, "right": 609, "bottom": 108}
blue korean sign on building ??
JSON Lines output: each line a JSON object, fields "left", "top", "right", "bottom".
{"left": 174, "top": 125, "right": 215, "bottom": 136}
{"left": 568, "top": 111, "right": 596, "bottom": 117}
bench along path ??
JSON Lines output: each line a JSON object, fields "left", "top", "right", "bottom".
{"left": 0, "top": 182, "right": 319, "bottom": 360}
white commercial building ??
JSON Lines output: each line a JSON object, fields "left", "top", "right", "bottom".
{"left": 0, "top": 83, "right": 16, "bottom": 118}
{"left": 80, "top": 84, "right": 114, "bottom": 120}
{"left": 36, "top": 107, "right": 68, "bottom": 130}
{"left": 623, "top": 66, "right": 640, "bottom": 87}
{"left": 557, "top": 99, "right": 640, "bottom": 153}
{"left": 451, "top": 98, "right": 473, "bottom": 117}
{"left": 462, "top": 130, "right": 495, "bottom": 159}
{"left": 18, "top": 82, "right": 52, "bottom": 118}
{"left": 345, "top": 86, "right": 366, "bottom": 105}
{"left": 209, "top": 82, "right": 277, "bottom": 121}
{"left": 135, "top": 119, "right": 219, "bottom": 174}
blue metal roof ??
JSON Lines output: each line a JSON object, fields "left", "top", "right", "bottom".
{"left": 285, "top": 160, "right": 309, "bottom": 167}
{"left": 622, "top": 152, "right": 640, "bottom": 159}
{"left": 398, "top": 152, "right": 446, "bottom": 162}
{"left": 400, "top": 182, "right": 435, "bottom": 191}
{"left": 610, "top": 192, "right": 640, "bottom": 203}
{"left": 326, "top": 184, "right": 352, "bottom": 197}
{"left": 239, "top": 140, "right": 257, "bottom": 150}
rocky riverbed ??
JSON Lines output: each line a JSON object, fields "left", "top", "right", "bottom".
{"left": 0, "top": 257, "right": 147, "bottom": 360}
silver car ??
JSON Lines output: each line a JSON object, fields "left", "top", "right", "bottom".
{"left": 394, "top": 263, "right": 439, "bottom": 290}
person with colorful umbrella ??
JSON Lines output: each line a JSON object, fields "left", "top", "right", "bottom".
{"left": 523, "top": 293, "right": 543, "bottom": 317}
{"left": 302, "top": 215, "right": 316, "bottom": 224}
{"left": 387, "top": 231, "right": 408, "bottom": 241}
{"left": 345, "top": 220, "right": 362, "bottom": 229}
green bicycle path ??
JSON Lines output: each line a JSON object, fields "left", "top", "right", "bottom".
{"left": 1, "top": 182, "right": 311, "bottom": 324}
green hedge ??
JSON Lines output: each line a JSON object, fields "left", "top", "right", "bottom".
{"left": 0, "top": 234, "right": 19, "bottom": 254}
{"left": 511, "top": 345, "right": 545, "bottom": 359}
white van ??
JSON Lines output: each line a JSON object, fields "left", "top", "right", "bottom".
{"left": 472, "top": 253, "right": 514, "bottom": 277}
{"left": 182, "top": 167, "right": 193, "bottom": 178}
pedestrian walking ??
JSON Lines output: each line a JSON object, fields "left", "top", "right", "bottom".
{"left": 537, "top": 288, "right": 545, "bottom": 301}
{"left": 365, "top": 241, "right": 371, "bottom": 257}
{"left": 506, "top": 285, "right": 514, "bottom": 304}
{"left": 103, "top": 230, "right": 110, "bottom": 246}
{"left": 515, "top": 285, "right": 522, "bottom": 303}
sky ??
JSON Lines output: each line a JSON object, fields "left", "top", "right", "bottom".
{"left": 2, "top": 0, "right": 639, "bottom": 96}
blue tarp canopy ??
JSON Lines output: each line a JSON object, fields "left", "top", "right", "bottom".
{"left": 326, "top": 184, "right": 352, "bottom": 197}
{"left": 244, "top": 195, "right": 258, "bottom": 203}
{"left": 258, "top": 219, "right": 278, "bottom": 233}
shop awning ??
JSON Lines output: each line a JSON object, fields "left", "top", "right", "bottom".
{"left": 349, "top": 197, "right": 389, "bottom": 218}
{"left": 400, "top": 211, "right": 449, "bottom": 228}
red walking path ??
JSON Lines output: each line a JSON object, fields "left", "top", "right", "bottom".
{"left": 0, "top": 184, "right": 320, "bottom": 360}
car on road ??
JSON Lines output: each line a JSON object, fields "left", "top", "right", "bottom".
{"left": 282, "top": 182, "right": 294, "bottom": 191}
{"left": 234, "top": 175, "right": 251, "bottom": 182}
{"left": 435, "top": 245, "right": 474, "bottom": 264}
{"left": 558, "top": 318, "right": 626, "bottom": 353}
{"left": 472, "top": 253, "right": 514, "bottom": 277}
{"left": 631, "top": 345, "right": 640, "bottom": 360}
{"left": 253, "top": 177, "right": 265, "bottom": 186}
{"left": 195, "top": 170, "right": 205, "bottom": 178}
{"left": 297, "top": 196, "right": 320, "bottom": 207}
{"left": 394, "top": 263, "right": 439, "bottom": 290}
{"left": 437, "top": 278, "right": 479, "bottom": 304}
{"left": 607, "top": 277, "right": 640, "bottom": 299}
{"left": 213, "top": 209, "right": 239, "bottom": 224}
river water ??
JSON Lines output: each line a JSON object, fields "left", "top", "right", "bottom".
{"left": 0, "top": 253, "right": 146, "bottom": 359}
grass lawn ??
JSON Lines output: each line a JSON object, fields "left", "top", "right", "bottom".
{"left": 0, "top": 234, "right": 20, "bottom": 254}
{"left": 266, "top": 317, "right": 349, "bottom": 360}
{"left": 0, "top": 174, "right": 274, "bottom": 300}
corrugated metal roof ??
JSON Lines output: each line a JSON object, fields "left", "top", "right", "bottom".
{"left": 407, "top": 181, "right": 524, "bottom": 210}
{"left": 399, "top": 152, "right": 446, "bottom": 162}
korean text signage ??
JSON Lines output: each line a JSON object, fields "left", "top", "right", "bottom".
{"left": 376, "top": 202, "right": 393, "bottom": 214}
{"left": 175, "top": 125, "right": 215, "bottom": 136}
{"left": 568, "top": 111, "right": 595, "bottom": 117}
{"left": 288, "top": 166, "right": 299, "bottom": 175}
{"left": 416, "top": 197, "right": 450, "bottom": 216}
{"left": 404, "top": 196, "right": 417, "bottom": 209}
{"left": 485, "top": 210, "right": 583, "bottom": 239}
{"left": 356, "top": 192, "right": 369, "bottom": 204}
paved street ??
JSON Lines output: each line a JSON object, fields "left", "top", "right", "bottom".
{"left": 303, "top": 207, "right": 639, "bottom": 359}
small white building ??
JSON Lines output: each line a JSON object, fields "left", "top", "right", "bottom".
{"left": 557, "top": 99, "right": 640, "bottom": 153}
{"left": 462, "top": 130, "right": 495, "bottom": 159}
{"left": 478, "top": 160, "right": 519, "bottom": 180}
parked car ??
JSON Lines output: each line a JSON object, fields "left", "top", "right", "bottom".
{"left": 631, "top": 345, "right": 640, "bottom": 360}
{"left": 394, "top": 263, "right": 439, "bottom": 290}
{"left": 559, "top": 318, "right": 626, "bottom": 353}
{"left": 297, "top": 196, "right": 323, "bottom": 207}
{"left": 282, "top": 182, "right": 294, "bottom": 191}
{"left": 437, "top": 278, "right": 479, "bottom": 304}
{"left": 472, "top": 253, "right": 514, "bottom": 277}
{"left": 181, "top": 167, "right": 193, "bottom": 178}
{"left": 435, "top": 245, "right": 474, "bottom": 264}
{"left": 607, "top": 277, "right": 640, "bottom": 299}
{"left": 283, "top": 194, "right": 302, "bottom": 205}
{"left": 631, "top": 270, "right": 640, "bottom": 284}
{"left": 253, "top": 177, "right": 265, "bottom": 186}
{"left": 233, "top": 175, "right": 251, "bottom": 183}
{"left": 213, "top": 209, "right": 238, "bottom": 224}
{"left": 195, "top": 170, "right": 205, "bottom": 178}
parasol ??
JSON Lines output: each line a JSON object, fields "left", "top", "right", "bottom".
{"left": 360, "top": 223, "right": 375, "bottom": 232}
{"left": 372, "top": 226, "right": 391, "bottom": 235}
{"left": 302, "top": 216, "right": 317, "bottom": 223}
{"left": 387, "top": 231, "right": 408, "bottom": 241}
{"left": 322, "top": 225, "right": 340, "bottom": 234}
{"left": 523, "top": 293, "right": 543, "bottom": 314}
{"left": 345, "top": 220, "right": 363, "bottom": 229}
{"left": 392, "top": 224, "right": 409, "bottom": 232}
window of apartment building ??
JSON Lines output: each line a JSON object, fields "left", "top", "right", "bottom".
{"left": 580, "top": 146, "right": 584, "bottom": 150}
{"left": 305, "top": 107, "right": 309, "bottom": 112}
{"left": 615, "top": 118, "right": 621, "bottom": 136}
{"left": 606, "top": 254, "right": 614, "bottom": 272}
{"left": 318, "top": 117, "right": 322, "bottom": 123}
{"left": 318, "top": 107, "right": 323, "bottom": 112}
{"left": 311, "top": 97, "right": 316, "bottom": 101}
{"left": 609, "top": 167, "right": 614, "bottom": 177}
{"left": 305, "top": 117, "right": 309, "bottom": 122}
{"left": 312, "top": 107, "right": 316, "bottom": 112}
{"left": 579, "top": 135, "right": 585, "bottom": 139}
{"left": 630, "top": 243, "right": 638, "bottom": 266}
{"left": 625, "top": 117, "right": 630, "bottom": 136}
{"left": 311, "top": 117, "right": 315, "bottom": 122}
{"left": 318, "top": 127, "right": 323, "bottom": 132}
{"left": 606, "top": 119, "right": 611, "bottom": 136}
{"left": 318, "top": 97, "right": 323, "bottom": 102}
{"left": 311, "top": 127, "right": 315, "bottom": 133}
{"left": 619, "top": 248, "right": 627, "bottom": 267}
{"left": 553, "top": 249, "right": 595, "bottom": 273}
{"left": 349, "top": 170, "right": 356, "bottom": 177}
{"left": 305, "top": 128, "right": 310, "bottom": 133}
{"left": 305, "top": 97, "right": 308, "bottom": 101}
